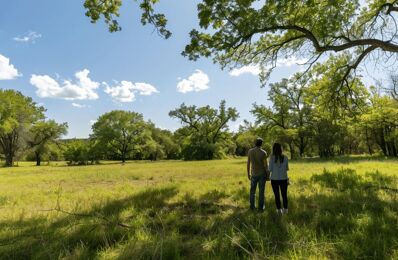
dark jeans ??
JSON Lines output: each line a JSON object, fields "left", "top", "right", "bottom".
{"left": 249, "top": 175, "right": 266, "bottom": 210}
{"left": 271, "top": 179, "right": 288, "bottom": 209}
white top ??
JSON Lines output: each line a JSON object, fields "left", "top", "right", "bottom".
{"left": 269, "top": 155, "right": 289, "bottom": 180}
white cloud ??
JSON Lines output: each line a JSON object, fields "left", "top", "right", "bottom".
{"left": 71, "top": 103, "right": 88, "bottom": 108}
{"left": 131, "top": 82, "right": 159, "bottom": 96}
{"left": 0, "top": 54, "right": 20, "bottom": 80}
{"left": 13, "top": 31, "right": 42, "bottom": 43}
{"left": 104, "top": 80, "right": 158, "bottom": 103}
{"left": 230, "top": 65, "right": 260, "bottom": 77}
{"left": 177, "top": 70, "right": 209, "bottom": 93}
{"left": 30, "top": 69, "right": 100, "bottom": 100}
{"left": 229, "top": 57, "right": 308, "bottom": 77}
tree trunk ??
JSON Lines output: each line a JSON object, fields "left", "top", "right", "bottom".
{"left": 365, "top": 127, "right": 373, "bottom": 155}
{"left": 299, "top": 137, "right": 305, "bottom": 157}
{"left": 35, "top": 152, "right": 41, "bottom": 166}
{"left": 392, "top": 142, "right": 397, "bottom": 157}
{"left": 379, "top": 129, "right": 388, "bottom": 156}
{"left": 5, "top": 154, "right": 13, "bottom": 167}
{"left": 289, "top": 142, "right": 295, "bottom": 160}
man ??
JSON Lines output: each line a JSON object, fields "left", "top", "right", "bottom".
{"left": 247, "top": 137, "right": 269, "bottom": 212}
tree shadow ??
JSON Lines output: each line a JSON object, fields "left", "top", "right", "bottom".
{"left": 292, "top": 168, "right": 398, "bottom": 259}
{"left": 1, "top": 168, "right": 396, "bottom": 259}
{"left": 294, "top": 155, "right": 398, "bottom": 164}
{"left": 0, "top": 184, "right": 291, "bottom": 259}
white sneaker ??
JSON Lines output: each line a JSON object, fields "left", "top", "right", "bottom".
{"left": 276, "top": 209, "right": 282, "bottom": 214}
{"left": 282, "top": 208, "right": 288, "bottom": 214}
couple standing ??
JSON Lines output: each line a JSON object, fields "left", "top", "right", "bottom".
{"left": 247, "top": 138, "right": 289, "bottom": 213}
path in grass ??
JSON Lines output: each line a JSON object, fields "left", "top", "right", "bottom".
{"left": 0, "top": 158, "right": 397, "bottom": 259}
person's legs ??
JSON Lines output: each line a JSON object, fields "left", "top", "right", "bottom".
{"left": 271, "top": 180, "right": 281, "bottom": 209}
{"left": 258, "top": 176, "right": 266, "bottom": 210}
{"left": 280, "top": 179, "right": 288, "bottom": 209}
{"left": 249, "top": 176, "right": 259, "bottom": 209}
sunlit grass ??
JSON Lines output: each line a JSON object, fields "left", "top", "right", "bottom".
{"left": 0, "top": 157, "right": 397, "bottom": 259}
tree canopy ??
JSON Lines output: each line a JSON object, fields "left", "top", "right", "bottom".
{"left": 84, "top": 0, "right": 398, "bottom": 92}
{"left": 169, "top": 100, "right": 238, "bottom": 160}
{"left": 28, "top": 120, "right": 68, "bottom": 166}
{"left": 91, "top": 110, "right": 149, "bottom": 163}
{"left": 0, "top": 90, "right": 45, "bottom": 166}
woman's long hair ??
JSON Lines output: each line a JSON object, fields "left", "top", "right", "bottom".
{"left": 272, "top": 143, "right": 284, "bottom": 163}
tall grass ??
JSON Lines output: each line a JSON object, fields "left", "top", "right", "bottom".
{"left": 0, "top": 158, "right": 397, "bottom": 259}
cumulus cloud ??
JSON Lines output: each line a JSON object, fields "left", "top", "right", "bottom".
{"left": 104, "top": 80, "right": 159, "bottom": 103}
{"left": 0, "top": 54, "right": 20, "bottom": 80}
{"left": 30, "top": 69, "right": 100, "bottom": 100}
{"left": 71, "top": 103, "right": 88, "bottom": 108}
{"left": 229, "top": 57, "right": 307, "bottom": 77}
{"left": 177, "top": 70, "right": 210, "bottom": 93}
{"left": 13, "top": 31, "right": 42, "bottom": 43}
{"left": 229, "top": 65, "right": 260, "bottom": 77}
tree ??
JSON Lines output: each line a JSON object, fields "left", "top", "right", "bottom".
{"left": 84, "top": 1, "right": 398, "bottom": 91}
{"left": 146, "top": 123, "right": 180, "bottom": 160}
{"left": 0, "top": 90, "right": 44, "bottom": 167}
{"left": 91, "top": 110, "right": 149, "bottom": 163}
{"left": 169, "top": 100, "right": 238, "bottom": 160}
{"left": 28, "top": 120, "right": 68, "bottom": 166}
{"left": 252, "top": 74, "right": 314, "bottom": 158}
{"left": 361, "top": 92, "right": 398, "bottom": 156}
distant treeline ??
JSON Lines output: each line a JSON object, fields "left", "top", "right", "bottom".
{"left": 1, "top": 76, "right": 397, "bottom": 166}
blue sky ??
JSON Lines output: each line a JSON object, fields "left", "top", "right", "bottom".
{"left": 1, "top": 0, "right": 305, "bottom": 138}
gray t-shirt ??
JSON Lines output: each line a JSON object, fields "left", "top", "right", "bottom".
{"left": 269, "top": 155, "right": 289, "bottom": 180}
{"left": 248, "top": 147, "right": 268, "bottom": 176}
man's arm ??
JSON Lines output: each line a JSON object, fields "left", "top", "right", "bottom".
{"left": 269, "top": 156, "right": 273, "bottom": 173}
{"left": 264, "top": 153, "right": 269, "bottom": 171}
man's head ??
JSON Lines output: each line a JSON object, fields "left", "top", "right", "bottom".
{"left": 255, "top": 137, "right": 263, "bottom": 147}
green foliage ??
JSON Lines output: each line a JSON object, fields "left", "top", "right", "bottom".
{"left": 0, "top": 89, "right": 45, "bottom": 166}
{"left": 28, "top": 120, "right": 68, "bottom": 166}
{"left": 84, "top": 0, "right": 171, "bottom": 37}
{"left": 91, "top": 110, "right": 150, "bottom": 162}
{"left": 360, "top": 93, "right": 398, "bottom": 156}
{"left": 84, "top": 1, "right": 398, "bottom": 106}
{"left": 145, "top": 123, "right": 180, "bottom": 160}
{"left": 170, "top": 100, "right": 239, "bottom": 160}
{"left": 63, "top": 139, "right": 91, "bottom": 165}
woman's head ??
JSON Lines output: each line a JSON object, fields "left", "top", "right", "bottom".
{"left": 272, "top": 143, "right": 284, "bottom": 163}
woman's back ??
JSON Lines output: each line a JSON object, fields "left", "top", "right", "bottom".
{"left": 269, "top": 155, "right": 289, "bottom": 180}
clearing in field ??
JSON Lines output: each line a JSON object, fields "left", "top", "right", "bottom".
{"left": 0, "top": 157, "right": 397, "bottom": 259}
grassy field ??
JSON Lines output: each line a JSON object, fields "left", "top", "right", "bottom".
{"left": 0, "top": 157, "right": 397, "bottom": 259}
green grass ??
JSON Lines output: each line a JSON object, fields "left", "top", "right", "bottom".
{"left": 0, "top": 157, "right": 397, "bottom": 259}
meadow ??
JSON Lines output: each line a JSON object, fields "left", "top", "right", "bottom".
{"left": 0, "top": 157, "right": 397, "bottom": 259}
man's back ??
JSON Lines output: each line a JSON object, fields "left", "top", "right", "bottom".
{"left": 248, "top": 147, "right": 267, "bottom": 176}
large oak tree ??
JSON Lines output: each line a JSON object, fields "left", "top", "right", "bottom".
{"left": 84, "top": 0, "right": 398, "bottom": 91}
{"left": 0, "top": 90, "right": 44, "bottom": 167}
{"left": 169, "top": 100, "right": 238, "bottom": 160}
{"left": 91, "top": 110, "right": 149, "bottom": 163}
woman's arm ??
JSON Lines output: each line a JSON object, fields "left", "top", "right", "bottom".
{"left": 269, "top": 156, "right": 273, "bottom": 173}
{"left": 286, "top": 156, "right": 289, "bottom": 171}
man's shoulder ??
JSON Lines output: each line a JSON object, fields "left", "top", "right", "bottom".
{"left": 259, "top": 148, "right": 267, "bottom": 155}
{"left": 248, "top": 147, "right": 256, "bottom": 153}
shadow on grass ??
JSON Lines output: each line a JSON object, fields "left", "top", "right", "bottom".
{"left": 0, "top": 168, "right": 397, "bottom": 259}
{"left": 293, "top": 155, "right": 398, "bottom": 164}
{"left": 293, "top": 168, "right": 398, "bottom": 259}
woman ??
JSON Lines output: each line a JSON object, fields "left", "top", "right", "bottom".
{"left": 269, "top": 143, "right": 289, "bottom": 214}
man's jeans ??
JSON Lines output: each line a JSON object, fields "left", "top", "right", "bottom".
{"left": 250, "top": 175, "right": 266, "bottom": 210}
